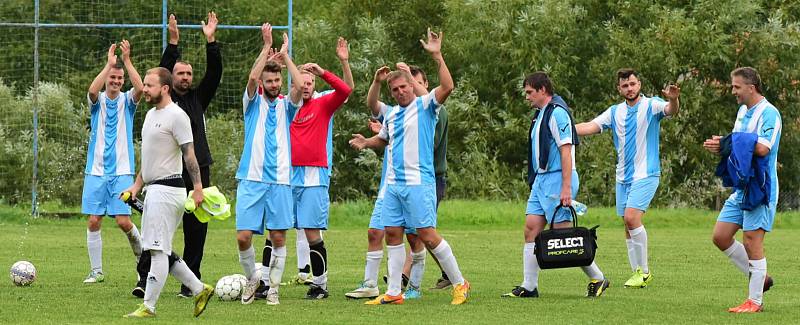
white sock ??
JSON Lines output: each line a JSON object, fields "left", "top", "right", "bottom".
{"left": 723, "top": 240, "right": 750, "bottom": 276}
{"left": 386, "top": 244, "right": 405, "bottom": 296}
{"left": 629, "top": 226, "right": 649, "bottom": 273}
{"left": 296, "top": 229, "right": 310, "bottom": 275}
{"left": 748, "top": 258, "right": 767, "bottom": 305}
{"left": 409, "top": 250, "right": 427, "bottom": 289}
{"left": 143, "top": 251, "right": 168, "bottom": 312}
{"left": 238, "top": 246, "right": 257, "bottom": 280}
{"left": 261, "top": 263, "right": 271, "bottom": 286}
{"left": 581, "top": 262, "right": 604, "bottom": 281}
{"left": 364, "top": 250, "right": 383, "bottom": 286}
{"left": 87, "top": 229, "right": 102, "bottom": 272}
{"left": 521, "top": 242, "right": 539, "bottom": 291}
{"left": 270, "top": 246, "right": 287, "bottom": 291}
{"left": 125, "top": 226, "right": 142, "bottom": 261}
{"left": 170, "top": 257, "right": 204, "bottom": 295}
{"left": 430, "top": 239, "right": 465, "bottom": 286}
{"left": 625, "top": 239, "right": 637, "bottom": 272}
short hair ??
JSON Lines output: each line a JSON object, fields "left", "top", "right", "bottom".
{"left": 616, "top": 68, "right": 639, "bottom": 82}
{"left": 387, "top": 71, "right": 412, "bottom": 84}
{"left": 174, "top": 60, "right": 191, "bottom": 68}
{"left": 111, "top": 58, "right": 124, "bottom": 70}
{"left": 523, "top": 71, "right": 553, "bottom": 95}
{"left": 146, "top": 67, "right": 172, "bottom": 90}
{"left": 409, "top": 65, "right": 427, "bottom": 82}
{"left": 263, "top": 61, "right": 282, "bottom": 74}
{"left": 731, "top": 67, "right": 762, "bottom": 94}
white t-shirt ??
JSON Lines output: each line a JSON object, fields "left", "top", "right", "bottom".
{"left": 141, "top": 102, "right": 194, "bottom": 183}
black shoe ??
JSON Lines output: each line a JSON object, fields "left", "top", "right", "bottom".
{"left": 254, "top": 281, "right": 270, "bottom": 300}
{"left": 177, "top": 285, "right": 194, "bottom": 298}
{"left": 131, "top": 279, "right": 146, "bottom": 298}
{"left": 586, "top": 278, "right": 610, "bottom": 297}
{"left": 305, "top": 284, "right": 329, "bottom": 300}
{"left": 764, "top": 275, "right": 774, "bottom": 293}
{"left": 501, "top": 286, "right": 539, "bottom": 298}
{"left": 382, "top": 274, "right": 409, "bottom": 290}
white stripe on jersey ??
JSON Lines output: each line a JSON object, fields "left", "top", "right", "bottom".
{"left": 403, "top": 102, "right": 421, "bottom": 185}
{"left": 246, "top": 104, "right": 268, "bottom": 180}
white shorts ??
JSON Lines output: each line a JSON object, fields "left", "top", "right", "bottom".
{"left": 141, "top": 184, "right": 186, "bottom": 253}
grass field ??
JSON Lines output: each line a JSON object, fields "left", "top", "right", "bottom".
{"left": 1, "top": 200, "right": 799, "bottom": 324}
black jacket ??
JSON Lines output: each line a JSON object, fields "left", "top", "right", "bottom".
{"left": 159, "top": 42, "right": 222, "bottom": 167}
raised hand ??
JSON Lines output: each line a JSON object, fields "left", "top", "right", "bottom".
{"left": 374, "top": 66, "right": 390, "bottom": 82}
{"left": 303, "top": 63, "right": 325, "bottom": 76}
{"left": 107, "top": 43, "right": 118, "bottom": 66}
{"left": 662, "top": 84, "right": 681, "bottom": 100}
{"left": 336, "top": 37, "right": 349, "bottom": 61}
{"left": 279, "top": 32, "right": 289, "bottom": 55}
{"left": 396, "top": 62, "right": 412, "bottom": 75}
{"left": 420, "top": 27, "right": 443, "bottom": 54}
{"left": 168, "top": 14, "right": 179, "bottom": 45}
{"left": 202, "top": 11, "right": 218, "bottom": 43}
{"left": 261, "top": 22, "right": 273, "bottom": 47}
{"left": 349, "top": 134, "right": 368, "bottom": 150}
{"left": 120, "top": 39, "right": 131, "bottom": 61}
{"left": 368, "top": 119, "right": 382, "bottom": 134}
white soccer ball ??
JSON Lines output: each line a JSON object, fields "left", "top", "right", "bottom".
{"left": 215, "top": 274, "right": 246, "bottom": 301}
{"left": 10, "top": 261, "right": 36, "bottom": 286}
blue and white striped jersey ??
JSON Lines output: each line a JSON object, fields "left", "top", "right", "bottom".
{"left": 732, "top": 98, "right": 782, "bottom": 204}
{"left": 236, "top": 90, "right": 293, "bottom": 185}
{"left": 531, "top": 105, "right": 576, "bottom": 174}
{"left": 85, "top": 90, "right": 137, "bottom": 176}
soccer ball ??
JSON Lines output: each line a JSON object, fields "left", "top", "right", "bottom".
{"left": 215, "top": 274, "right": 246, "bottom": 301}
{"left": 10, "top": 261, "right": 36, "bottom": 286}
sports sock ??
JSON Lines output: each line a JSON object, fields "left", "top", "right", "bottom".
{"left": 126, "top": 225, "right": 142, "bottom": 259}
{"left": 364, "top": 250, "right": 383, "bottom": 286}
{"left": 261, "top": 239, "right": 273, "bottom": 286}
{"left": 521, "top": 242, "right": 539, "bottom": 291}
{"left": 169, "top": 256, "right": 203, "bottom": 295}
{"left": 143, "top": 251, "right": 168, "bottom": 312}
{"left": 87, "top": 229, "right": 102, "bottom": 272}
{"left": 430, "top": 239, "right": 465, "bottom": 286}
{"left": 238, "top": 245, "right": 257, "bottom": 280}
{"left": 581, "top": 262, "right": 605, "bottom": 281}
{"left": 309, "top": 240, "right": 328, "bottom": 289}
{"left": 409, "top": 249, "right": 427, "bottom": 289}
{"left": 629, "top": 225, "right": 649, "bottom": 273}
{"left": 386, "top": 244, "right": 405, "bottom": 296}
{"left": 748, "top": 258, "right": 767, "bottom": 305}
{"left": 625, "top": 238, "right": 637, "bottom": 272}
{"left": 296, "top": 229, "right": 311, "bottom": 275}
{"left": 269, "top": 246, "right": 287, "bottom": 291}
{"left": 723, "top": 240, "right": 749, "bottom": 276}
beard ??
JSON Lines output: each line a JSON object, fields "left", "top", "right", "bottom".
{"left": 145, "top": 93, "right": 162, "bottom": 105}
{"left": 174, "top": 81, "right": 190, "bottom": 93}
{"left": 265, "top": 88, "right": 281, "bottom": 99}
{"left": 625, "top": 91, "right": 641, "bottom": 101}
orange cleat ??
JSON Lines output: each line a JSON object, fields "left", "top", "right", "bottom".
{"left": 365, "top": 294, "right": 404, "bottom": 305}
{"left": 728, "top": 299, "right": 763, "bottom": 313}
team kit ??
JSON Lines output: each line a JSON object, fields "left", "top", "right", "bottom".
{"left": 78, "top": 12, "right": 781, "bottom": 318}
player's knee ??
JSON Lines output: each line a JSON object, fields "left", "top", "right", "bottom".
{"left": 269, "top": 231, "right": 286, "bottom": 247}
{"left": 367, "top": 229, "right": 384, "bottom": 244}
{"left": 711, "top": 232, "right": 732, "bottom": 250}
{"left": 87, "top": 216, "right": 102, "bottom": 231}
{"left": 115, "top": 217, "right": 133, "bottom": 231}
{"left": 236, "top": 232, "right": 253, "bottom": 248}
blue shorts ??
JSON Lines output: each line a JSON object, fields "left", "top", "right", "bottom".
{"left": 369, "top": 197, "right": 417, "bottom": 234}
{"left": 81, "top": 174, "right": 133, "bottom": 216}
{"left": 293, "top": 186, "right": 329, "bottom": 229}
{"left": 615, "top": 176, "right": 660, "bottom": 217}
{"left": 718, "top": 192, "right": 775, "bottom": 232}
{"left": 526, "top": 170, "right": 579, "bottom": 224}
{"left": 235, "top": 180, "right": 293, "bottom": 234}
{"left": 381, "top": 183, "right": 437, "bottom": 229}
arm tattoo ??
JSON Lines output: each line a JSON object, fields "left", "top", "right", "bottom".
{"left": 180, "top": 142, "right": 202, "bottom": 186}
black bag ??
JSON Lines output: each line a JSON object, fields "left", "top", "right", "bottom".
{"left": 533, "top": 205, "right": 599, "bottom": 269}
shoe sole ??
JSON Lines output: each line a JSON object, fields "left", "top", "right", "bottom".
{"left": 194, "top": 287, "right": 213, "bottom": 317}
{"left": 345, "top": 292, "right": 379, "bottom": 299}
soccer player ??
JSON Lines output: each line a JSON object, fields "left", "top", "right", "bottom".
{"left": 703, "top": 67, "right": 779, "bottom": 313}
{"left": 82, "top": 41, "right": 143, "bottom": 284}
{"left": 349, "top": 28, "right": 470, "bottom": 305}
{"left": 237, "top": 24, "right": 302, "bottom": 306}
{"left": 130, "top": 12, "right": 223, "bottom": 298}
{"left": 345, "top": 63, "right": 428, "bottom": 300}
{"left": 575, "top": 69, "right": 680, "bottom": 288}
{"left": 289, "top": 55, "right": 353, "bottom": 299}
{"left": 503, "top": 72, "right": 609, "bottom": 299}
{"left": 122, "top": 67, "right": 213, "bottom": 318}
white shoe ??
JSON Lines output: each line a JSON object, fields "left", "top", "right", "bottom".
{"left": 266, "top": 288, "right": 280, "bottom": 305}
{"left": 345, "top": 281, "right": 379, "bottom": 299}
{"left": 83, "top": 270, "right": 105, "bottom": 283}
{"left": 241, "top": 269, "right": 262, "bottom": 305}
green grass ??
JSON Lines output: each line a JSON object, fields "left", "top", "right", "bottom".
{"left": 1, "top": 201, "right": 799, "bottom": 324}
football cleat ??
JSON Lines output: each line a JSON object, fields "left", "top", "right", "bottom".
{"left": 763, "top": 275, "right": 774, "bottom": 293}
{"left": 83, "top": 270, "right": 105, "bottom": 284}
{"left": 365, "top": 294, "right": 404, "bottom": 305}
{"left": 502, "top": 286, "right": 539, "bottom": 298}
{"left": 123, "top": 304, "right": 155, "bottom": 318}
{"left": 266, "top": 288, "right": 280, "bottom": 306}
{"left": 193, "top": 284, "right": 213, "bottom": 317}
{"left": 241, "top": 269, "right": 262, "bottom": 305}
{"left": 345, "top": 281, "right": 379, "bottom": 299}
{"left": 451, "top": 280, "right": 470, "bottom": 305}
{"left": 177, "top": 285, "right": 194, "bottom": 298}
{"left": 431, "top": 277, "right": 452, "bottom": 290}
{"left": 254, "top": 281, "right": 270, "bottom": 300}
{"left": 624, "top": 267, "right": 652, "bottom": 288}
{"left": 305, "top": 284, "right": 329, "bottom": 300}
{"left": 728, "top": 299, "right": 763, "bottom": 313}
{"left": 586, "top": 278, "right": 610, "bottom": 297}
{"left": 403, "top": 287, "right": 422, "bottom": 300}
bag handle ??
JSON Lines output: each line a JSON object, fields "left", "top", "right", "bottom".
{"left": 548, "top": 204, "right": 579, "bottom": 230}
